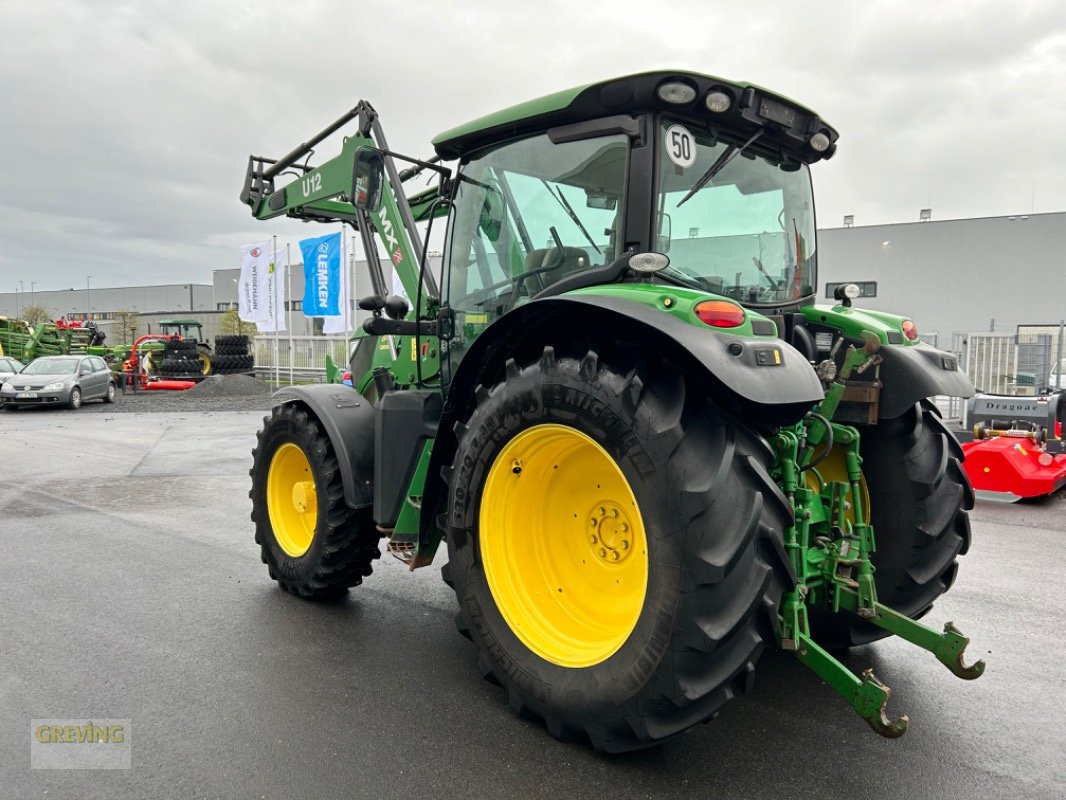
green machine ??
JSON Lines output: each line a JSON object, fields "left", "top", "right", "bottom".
{"left": 240, "top": 70, "right": 982, "bottom": 751}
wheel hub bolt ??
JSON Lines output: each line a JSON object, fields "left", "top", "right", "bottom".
{"left": 588, "top": 502, "right": 634, "bottom": 564}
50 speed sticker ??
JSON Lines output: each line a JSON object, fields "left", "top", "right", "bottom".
{"left": 665, "top": 124, "right": 697, "bottom": 168}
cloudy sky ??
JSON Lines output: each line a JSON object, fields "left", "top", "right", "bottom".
{"left": 2, "top": 0, "right": 1063, "bottom": 291}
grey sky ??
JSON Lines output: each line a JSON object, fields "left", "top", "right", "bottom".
{"left": 2, "top": 0, "right": 1063, "bottom": 291}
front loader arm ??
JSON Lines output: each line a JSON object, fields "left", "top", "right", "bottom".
{"left": 239, "top": 100, "right": 444, "bottom": 309}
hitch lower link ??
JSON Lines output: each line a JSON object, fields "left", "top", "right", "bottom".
{"left": 773, "top": 417, "right": 985, "bottom": 738}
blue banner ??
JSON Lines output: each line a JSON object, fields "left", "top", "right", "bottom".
{"left": 299, "top": 232, "right": 342, "bottom": 316}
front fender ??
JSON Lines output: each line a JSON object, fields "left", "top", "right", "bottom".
{"left": 272, "top": 384, "right": 375, "bottom": 508}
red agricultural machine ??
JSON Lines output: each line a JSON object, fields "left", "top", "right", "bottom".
{"left": 121, "top": 334, "right": 196, "bottom": 392}
{"left": 960, "top": 393, "right": 1066, "bottom": 499}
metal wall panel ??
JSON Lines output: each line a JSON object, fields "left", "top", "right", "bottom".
{"left": 819, "top": 212, "right": 1066, "bottom": 338}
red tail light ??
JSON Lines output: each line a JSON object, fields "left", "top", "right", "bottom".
{"left": 902, "top": 319, "right": 919, "bottom": 341}
{"left": 695, "top": 300, "right": 745, "bottom": 328}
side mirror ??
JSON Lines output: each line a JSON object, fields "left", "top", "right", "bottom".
{"left": 478, "top": 183, "right": 505, "bottom": 241}
{"left": 352, "top": 146, "right": 385, "bottom": 213}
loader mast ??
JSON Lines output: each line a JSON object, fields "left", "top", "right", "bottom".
{"left": 240, "top": 101, "right": 442, "bottom": 311}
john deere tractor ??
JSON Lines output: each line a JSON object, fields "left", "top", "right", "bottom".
{"left": 240, "top": 70, "right": 982, "bottom": 752}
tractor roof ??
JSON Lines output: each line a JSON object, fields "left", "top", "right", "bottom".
{"left": 432, "top": 70, "right": 837, "bottom": 163}
{"left": 159, "top": 319, "right": 202, "bottom": 326}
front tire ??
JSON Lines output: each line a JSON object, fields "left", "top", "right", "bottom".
{"left": 444, "top": 347, "right": 793, "bottom": 752}
{"left": 68, "top": 387, "right": 82, "bottom": 409}
{"left": 250, "top": 403, "right": 381, "bottom": 598}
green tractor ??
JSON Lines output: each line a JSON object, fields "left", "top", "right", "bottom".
{"left": 156, "top": 319, "right": 213, "bottom": 377}
{"left": 240, "top": 70, "right": 981, "bottom": 751}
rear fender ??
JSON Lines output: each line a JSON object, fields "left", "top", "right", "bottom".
{"left": 876, "top": 342, "right": 974, "bottom": 419}
{"left": 272, "top": 384, "right": 375, "bottom": 508}
{"left": 418, "top": 294, "right": 824, "bottom": 537}
{"left": 798, "top": 304, "right": 974, "bottom": 419}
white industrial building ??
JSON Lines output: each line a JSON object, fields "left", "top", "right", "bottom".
{"left": 817, "top": 211, "right": 1066, "bottom": 338}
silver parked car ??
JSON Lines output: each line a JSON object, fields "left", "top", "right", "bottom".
{"left": 0, "top": 356, "right": 25, "bottom": 388}
{"left": 0, "top": 355, "right": 116, "bottom": 410}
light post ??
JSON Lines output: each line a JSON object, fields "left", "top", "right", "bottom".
{"left": 30, "top": 281, "right": 37, "bottom": 305}
{"left": 86, "top": 275, "right": 92, "bottom": 320}
{"left": 15, "top": 281, "right": 22, "bottom": 317}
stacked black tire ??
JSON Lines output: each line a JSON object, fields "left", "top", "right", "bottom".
{"left": 211, "top": 335, "right": 254, "bottom": 375}
{"left": 159, "top": 338, "right": 202, "bottom": 377}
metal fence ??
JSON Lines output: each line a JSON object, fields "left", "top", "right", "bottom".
{"left": 963, "top": 332, "right": 1016, "bottom": 395}
{"left": 251, "top": 325, "right": 1061, "bottom": 412}
{"left": 1017, "top": 324, "right": 1066, "bottom": 389}
{"left": 957, "top": 323, "right": 1066, "bottom": 399}
{"left": 252, "top": 335, "right": 350, "bottom": 384}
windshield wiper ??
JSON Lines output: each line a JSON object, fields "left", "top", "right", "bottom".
{"left": 541, "top": 180, "right": 602, "bottom": 254}
{"left": 675, "top": 129, "right": 764, "bottom": 208}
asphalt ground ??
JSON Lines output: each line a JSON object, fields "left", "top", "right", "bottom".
{"left": 1, "top": 406, "right": 1063, "bottom": 800}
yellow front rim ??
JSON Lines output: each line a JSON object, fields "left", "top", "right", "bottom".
{"left": 479, "top": 424, "right": 648, "bottom": 668}
{"left": 266, "top": 442, "right": 318, "bottom": 557}
{"left": 805, "top": 444, "right": 872, "bottom": 524}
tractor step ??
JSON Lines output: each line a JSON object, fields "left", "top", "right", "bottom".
{"left": 386, "top": 536, "right": 417, "bottom": 565}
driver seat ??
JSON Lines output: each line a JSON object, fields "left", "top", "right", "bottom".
{"left": 521, "top": 247, "right": 589, "bottom": 296}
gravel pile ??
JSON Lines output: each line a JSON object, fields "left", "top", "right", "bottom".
{"left": 184, "top": 374, "right": 273, "bottom": 398}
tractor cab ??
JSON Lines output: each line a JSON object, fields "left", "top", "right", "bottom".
{"left": 158, "top": 319, "right": 206, "bottom": 344}
{"left": 433, "top": 72, "right": 832, "bottom": 332}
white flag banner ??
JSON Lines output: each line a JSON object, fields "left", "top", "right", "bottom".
{"left": 321, "top": 255, "right": 350, "bottom": 335}
{"left": 238, "top": 242, "right": 270, "bottom": 322}
{"left": 391, "top": 265, "right": 408, "bottom": 303}
{"left": 257, "top": 245, "right": 288, "bottom": 333}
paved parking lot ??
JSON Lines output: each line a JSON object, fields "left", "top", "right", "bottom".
{"left": 1, "top": 408, "right": 1063, "bottom": 799}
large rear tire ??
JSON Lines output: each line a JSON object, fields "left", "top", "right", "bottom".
{"left": 250, "top": 403, "right": 381, "bottom": 598}
{"left": 444, "top": 347, "right": 793, "bottom": 752}
{"left": 809, "top": 400, "right": 973, "bottom": 646}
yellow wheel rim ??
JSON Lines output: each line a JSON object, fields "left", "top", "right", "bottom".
{"left": 266, "top": 443, "right": 318, "bottom": 557}
{"left": 199, "top": 352, "right": 212, "bottom": 375}
{"left": 479, "top": 424, "right": 648, "bottom": 668}
{"left": 805, "top": 444, "right": 871, "bottom": 524}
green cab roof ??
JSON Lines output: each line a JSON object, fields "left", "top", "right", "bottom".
{"left": 432, "top": 70, "right": 837, "bottom": 163}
